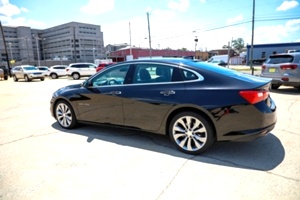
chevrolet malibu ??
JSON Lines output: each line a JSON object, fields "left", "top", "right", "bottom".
{"left": 50, "top": 58, "right": 277, "bottom": 155}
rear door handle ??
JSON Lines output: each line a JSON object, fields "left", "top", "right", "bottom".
{"left": 160, "top": 90, "right": 175, "bottom": 96}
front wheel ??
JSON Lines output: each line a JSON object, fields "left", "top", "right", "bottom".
{"left": 169, "top": 112, "right": 215, "bottom": 155}
{"left": 55, "top": 100, "right": 77, "bottom": 129}
{"left": 13, "top": 75, "right": 18, "bottom": 82}
{"left": 24, "top": 75, "right": 30, "bottom": 82}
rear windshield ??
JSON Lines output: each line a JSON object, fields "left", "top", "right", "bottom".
{"left": 266, "top": 55, "right": 294, "bottom": 64}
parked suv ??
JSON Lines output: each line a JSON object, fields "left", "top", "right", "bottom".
{"left": 12, "top": 65, "right": 45, "bottom": 82}
{"left": 260, "top": 52, "right": 300, "bottom": 91}
{"left": 48, "top": 65, "right": 68, "bottom": 79}
{"left": 0, "top": 65, "right": 9, "bottom": 80}
{"left": 66, "top": 63, "right": 97, "bottom": 80}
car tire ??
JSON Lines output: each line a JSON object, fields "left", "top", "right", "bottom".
{"left": 72, "top": 73, "right": 80, "bottom": 80}
{"left": 13, "top": 75, "right": 18, "bottom": 82}
{"left": 41, "top": 78, "right": 45, "bottom": 81}
{"left": 271, "top": 84, "right": 280, "bottom": 90}
{"left": 51, "top": 73, "right": 58, "bottom": 79}
{"left": 24, "top": 75, "right": 30, "bottom": 82}
{"left": 169, "top": 112, "right": 215, "bottom": 155}
{"left": 55, "top": 100, "right": 78, "bottom": 129}
{"left": 4, "top": 76, "right": 8, "bottom": 80}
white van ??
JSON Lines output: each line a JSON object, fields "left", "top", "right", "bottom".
{"left": 207, "top": 55, "right": 228, "bottom": 63}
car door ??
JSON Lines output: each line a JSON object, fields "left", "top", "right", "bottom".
{"left": 121, "top": 63, "right": 186, "bottom": 132}
{"left": 75, "top": 64, "right": 130, "bottom": 125}
{"left": 88, "top": 64, "right": 96, "bottom": 75}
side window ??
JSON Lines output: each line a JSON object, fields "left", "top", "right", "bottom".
{"left": 91, "top": 65, "right": 130, "bottom": 86}
{"left": 133, "top": 64, "right": 173, "bottom": 83}
{"left": 89, "top": 64, "right": 96, "bottom": 69}
{"left": 182, "top": 69, "right": 198, "bottom": 81}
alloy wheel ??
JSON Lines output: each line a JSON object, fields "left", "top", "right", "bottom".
{"left": 55, "top": 101, "right": 77, "bottom": 128}
{"left": 169, "top": 112, "right": 214, "bottom": 154}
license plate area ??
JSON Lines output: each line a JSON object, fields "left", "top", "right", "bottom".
{"left": 269, "top": 68, "right": 276, "bottom": 73}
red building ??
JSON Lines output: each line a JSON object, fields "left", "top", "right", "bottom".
{"left": 108, "top": 47, "right": 196, "bottom": 62}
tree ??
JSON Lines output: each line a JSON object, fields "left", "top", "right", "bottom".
{"left": 222, "top": 45, "right": 229, "bottom": 49}
{"left": 232, "top": 38, "right": 245, "bottom": 53}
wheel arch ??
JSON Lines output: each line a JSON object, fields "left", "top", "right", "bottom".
{"left": 165, "top": 107, "right": 217, "bottom": 137}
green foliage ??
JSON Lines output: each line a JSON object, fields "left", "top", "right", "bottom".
{"left": 232, "top": 38, "right": 245, "bottom": 53}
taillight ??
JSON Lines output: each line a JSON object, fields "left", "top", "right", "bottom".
{"left": 280, "top": 64, "right": 297, "bottom": 70}
{"left": 262, "top": 65, "right": 266, "bottom": 70}
{"left": 66, "top": 69, "right": 69, "bottom": 71}
{"left": 239, "top": 90, "right": 269, "bottom": 104}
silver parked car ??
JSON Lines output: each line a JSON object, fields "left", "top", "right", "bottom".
{"left": 260, "top": 52, "right": 300, "bottom": 91}
{"left": 12, "top": 65, "right": 45, "bottom": 82}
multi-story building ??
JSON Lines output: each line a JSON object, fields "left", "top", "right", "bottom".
{"left": 0, "top": 21, "right": 104, "bottom": 65}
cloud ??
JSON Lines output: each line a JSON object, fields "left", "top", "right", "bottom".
{"left": 199, "top": 0, "right": 206, "bottom": 3}
{"left": 226, "top": 14, "right": 243, "bottom": 24}
{"left": 276, "top": 0, "right": 299, "bottom": 11}
{"left": 80, "top": 0, "right": 114, "bottom": 15}
{"left": 168, "top": 0, "right": 190, "bottom": 12}
{"left": 0, "top": 0, "right": 24, "bottom": 17}
{"left": 0, "top": 0, "right": 46, "bottom": 28}
{"left": 253, "top": 19, "right": 300, "bottom": 44}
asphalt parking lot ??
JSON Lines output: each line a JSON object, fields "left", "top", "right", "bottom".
{"left": 0, "top": 75, "right": 300, "bottom": 200}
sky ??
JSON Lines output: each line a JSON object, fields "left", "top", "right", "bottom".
{"left": 0, "top": 0, "right": 300, "bottom": 51}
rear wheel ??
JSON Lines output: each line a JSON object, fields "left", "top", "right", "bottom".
{"left": 41, "top": 78, "right": 45, "bottom": 81}
{"left": 271, "top": 84, "right": 280, "bottom": 90}
{"left": 72, "top": 73, "right": 80, "bottom": 80}
{"left": 4, "top": 75, "right": 8, "bottom": 80}
{"left": 169, "top": 112, "right": 215, "bottom": 155}
{"left": 55, "top": 100, "right": 77, "bottom": 129}
{"left": 50, "top": 73, "right": 58, "bottom": 79}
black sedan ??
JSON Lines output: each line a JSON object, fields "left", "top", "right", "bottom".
{"left": 50, "top": 58, "right": 277, "bottom": 155}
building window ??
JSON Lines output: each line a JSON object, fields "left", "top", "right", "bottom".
{"left": 261, "top": 52, "right": 266, "bottom": 58}
{"left": 273, "top": 51, "right": 277, "bottom": 55}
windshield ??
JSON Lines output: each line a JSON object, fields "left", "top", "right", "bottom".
{"left": 23, "top": 66, "right": 37, "bottom": 70}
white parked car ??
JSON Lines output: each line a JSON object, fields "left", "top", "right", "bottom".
{"left": 66, "top": 63, "right": 97, "bottom": 80}
{"left": 48, "top": 65, "right": 68, "bottom": 79}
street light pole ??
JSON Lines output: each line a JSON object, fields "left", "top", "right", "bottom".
{"left": 93, "top": 47, "right": 96, "bottom": 63}
{"left": 32, "top": 34, "right": 41, "bottom": 66}
{"left": 8, "top": 42, "right": 13, "bottom": 61}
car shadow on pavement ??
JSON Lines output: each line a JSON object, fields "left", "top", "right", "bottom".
{"left": 52, "top": 122, "right": 284, "bottom": 171}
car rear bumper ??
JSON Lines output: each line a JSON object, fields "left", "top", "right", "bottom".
{"left": 261, "top": 74, "right": 300, "bottom": 87}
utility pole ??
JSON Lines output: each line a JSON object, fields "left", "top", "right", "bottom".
{"left": 147, "top": 12, "right": 152, "bottom": 58}
{"left": 250, "top": 0, "right": 255, "bottom": 75}
{"left": 129, "top": 22, "right": 132, "bottom": 56}
{"left": 0, "top": 21, "right": 11, "bottom": 76}
{"left": 227, "top": 41, "right": 230, "bottom": 68}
